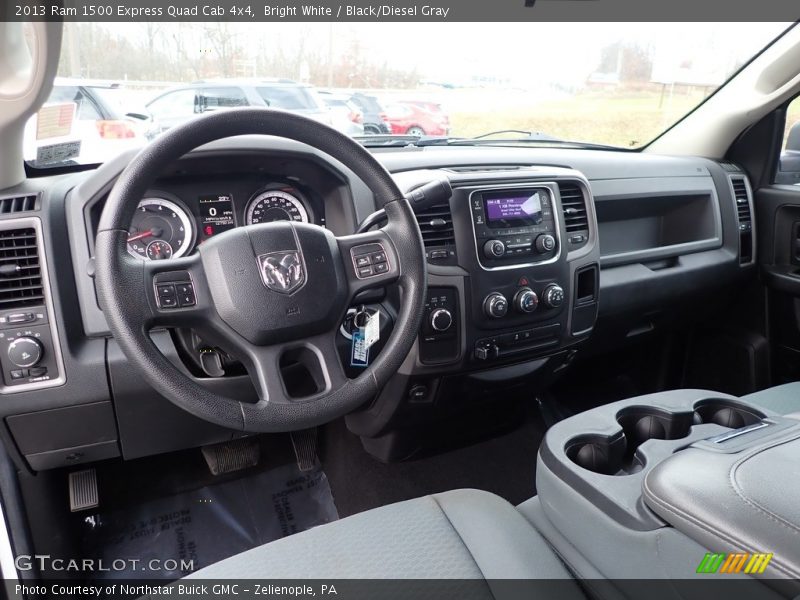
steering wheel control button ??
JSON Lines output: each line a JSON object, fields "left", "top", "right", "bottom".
{"left": 514, "top": 288, "right": 539, "bottom": 313}
{"left": 483, "top": 292, "right": 509, "bottom": 318}
{"left": 156, "top": 284, "right": 178, "bottom": 308}
{"left": 176, "top": 283, "right": 196, "bottom": 307}
{"left": 352, "top": 243, "right": 390, "bottom": 279}
{"left": 8, "top": 337, "right": 44, "bottom": 369}
{"left": 542, "top": 284, "right": 565, "bottom": 308}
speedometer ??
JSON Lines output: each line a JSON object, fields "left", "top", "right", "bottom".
{"left": 127, "top": 197, "right": 194, "bottom": 260}
{"left": 245, "top": 190, "right": 309, "bottom": 225}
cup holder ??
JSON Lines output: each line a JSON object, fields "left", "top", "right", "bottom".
{"left": 566, "top": 406, "right": 693, "bottom": 476}
{"left": 564, "top": 399, "right": 769, "bottom": 478}
{"left": 565, "top": 433, "right": 626, "bottom": 476}
{"left": 693, "top": 399, "right": 765, "bottom": 429}
{"left": 617, "top": 406, "right": 693, "bottom": 448}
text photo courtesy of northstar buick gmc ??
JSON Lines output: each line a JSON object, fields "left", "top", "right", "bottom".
{"left": 1, "top": 15, "right": 800, "bottom": 599}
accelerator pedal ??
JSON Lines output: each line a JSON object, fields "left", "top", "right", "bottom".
{"left": 201, "top": 438, "right": 260, "bottom": 476}
{"left": 290, "top": 428, "right": 318, "bottom": 471}
{"left": 68, "top": 468, "right": 99, "bottom": 512}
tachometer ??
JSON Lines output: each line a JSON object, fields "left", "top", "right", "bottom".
{"left": 245, "top": 190, "right": 309, "bottom": 225}
{"left": 127, "top": 197, "right": 194, "bottom": 260}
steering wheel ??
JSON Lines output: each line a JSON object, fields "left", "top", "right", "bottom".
{"left": 94, "top": 108, "right": 427, "bottom": 432}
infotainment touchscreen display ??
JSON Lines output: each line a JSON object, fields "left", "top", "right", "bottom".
{"left": 483, "top": 190, "right": 545, "bottom": 227}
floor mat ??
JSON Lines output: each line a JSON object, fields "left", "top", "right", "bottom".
{"left": 321, "top": 413, "right": 546, "bottom": 518}
{"left": 79, "top": 462, "right": 338, "bottom": 579}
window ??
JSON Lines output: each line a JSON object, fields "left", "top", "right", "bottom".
{"left": 777, "top": 96, "right": 800, "bottom": 185}
{"left": 47, "top": 86, "right": 102, "bottom": 121}
{"left": 198, "top": 87, "right": 249, "bottom": 112}
{"left": 256, "top": 86, "right": 316, "bottom": 110}
{"left": 146, "top": 89, "right": 197, "bottom": 119}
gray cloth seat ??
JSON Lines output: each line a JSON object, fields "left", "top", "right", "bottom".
{"left": 186, "top": 488, "right": 577, "bottom": 580}
{"left": 740, "top": 382, "right": 800, "bottom": 415}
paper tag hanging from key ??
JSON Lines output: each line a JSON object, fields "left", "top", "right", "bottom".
{"left": 350, "top": 306, "right": 371, "bottom": 368}
{"left": 363, "top": 310, "right": 380, "bottom": 349}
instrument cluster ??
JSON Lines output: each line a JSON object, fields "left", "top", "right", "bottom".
{"left": 126, "top": 183, "right": 320, "bottom": 261}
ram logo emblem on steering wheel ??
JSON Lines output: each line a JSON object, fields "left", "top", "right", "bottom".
{"left": 257, "top": 251, "right": 306, "bottom": 294}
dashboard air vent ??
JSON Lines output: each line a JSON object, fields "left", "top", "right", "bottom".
{"left": 0, "top": 194, "right": 37, "bottom": 215}
{"left": 558, "top": 182, "right": 589, "bottom": 248}
{"left": 730, "top": 175, "right": 753, "bottom": 264}
{"left": 414, "top": 203, "right": 457, "bottom": 263}
{"left": 0, "top": 228, "right": 44, "bottom": 309}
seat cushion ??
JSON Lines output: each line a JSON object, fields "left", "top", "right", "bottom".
{"left": 740, "top": 382, "right": 800, "bottom": 415}
{"left": 186, "top": 488, "right": 575, "bottom": 580}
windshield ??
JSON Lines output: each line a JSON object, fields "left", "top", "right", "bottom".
{"left": 25, "top": 22, "right": 791, "bottom": 168}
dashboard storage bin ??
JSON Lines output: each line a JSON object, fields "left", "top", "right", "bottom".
{"left": 7, "top": 401, "right": 120, "bottom": 471}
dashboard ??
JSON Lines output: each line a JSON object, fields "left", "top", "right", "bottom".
{"left": 0, "top": 137, "right": 759, "bottom": 469}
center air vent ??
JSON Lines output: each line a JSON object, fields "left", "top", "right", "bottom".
{"left": 558, "top": 182, "right": 589, "bottom": 248}
{"left": 730, "top": 175, "right": 753, "bottom": 264}
{"left": 414, "top": 203, "right": 456, "bottom": 263}
{"left": 0, "top": 228, "right": 44, "bottom": 309}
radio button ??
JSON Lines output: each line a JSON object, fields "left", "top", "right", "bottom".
{"left": 535, "top": 234, "right": 556, "bottom": 254}
{"left": 483, "top": 239, "right": 506, "bottom": 259}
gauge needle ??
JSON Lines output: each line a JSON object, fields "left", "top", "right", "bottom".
{"left": 127, "top": 228, "right": 161, "bottom": 243}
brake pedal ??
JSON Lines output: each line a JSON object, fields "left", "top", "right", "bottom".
{"left": 68, "top": 468, "right": 99, "bottom": 512}
{"left": 290, "top": 428, "right": 318, "bottom": 471}
{"left": 201, "top": 438, "right": 260, "bottom": 476}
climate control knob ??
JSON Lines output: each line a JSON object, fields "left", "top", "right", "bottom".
{"left": 535, "top": 234, "right": 556, "bottom": 254}
{"left": 513, "top": 288, "right": 539, "bottom": 313}
{"left": 483, "top": 239, "right": 506, "bottom": 259}
{"left": 483, "top": 292, "right": 509, "bottom": 319}
{"left": 7, "top": 336, "right": 43, "bottom": 369}
{"left": 430, "top": 308, "right": 453, "bottom": 332}
{"left": 542, "top": 284, "right": 565, "bottom": 308}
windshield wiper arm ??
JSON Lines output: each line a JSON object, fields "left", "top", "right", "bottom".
{"left": 419, "top": 136, "right": 628, "bottom": 151}
{"left": 355, "top": 135, "right": 420, "bottom": 147}
{"left": 471, "top": 129, "right": 538, "bottom": 139}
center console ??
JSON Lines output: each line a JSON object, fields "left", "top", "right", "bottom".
{"left": 455, "top": 171, "right": 599, "bottom": 366}
{"left": 525, "top": 389, "right": 800, "bottom": 590}
{"left": 348, "top": 167, "right": 601, "bottom": 460}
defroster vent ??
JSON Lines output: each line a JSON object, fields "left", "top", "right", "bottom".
{"left": 0, "top": 194, "right": 37, "bottom": 215}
